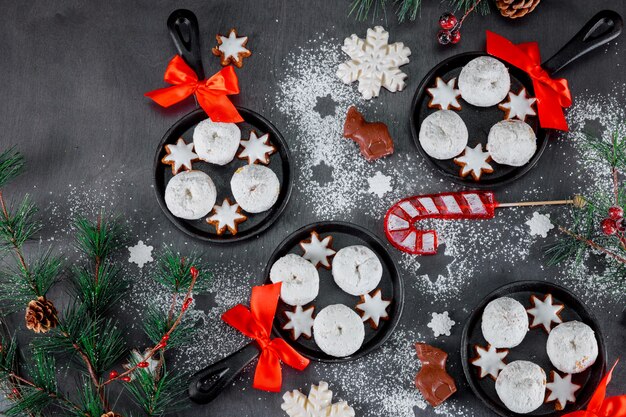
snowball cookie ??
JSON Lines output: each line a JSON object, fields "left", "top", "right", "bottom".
{"left": 481, "top": 297, "right": 529, "bottom": 348}
{"left": 193, "top": 118, "right": 241, "bottom": 165}
{"left": 332, "top": 245, "right": 383, "bottom": 296}
{"left": 487, "top": 119, "right": 537, "bottom": 167}
{"left": 547, "top": 321, "right": 598, "bottom": 374}
{"left": 270, "top": 254, "right": 319, "bottom": 306}
{"left": 458, "top": 56, "right": 510, "bottom": 107}
{"left": 164, "top": 170, "right": 216, "bottom": 220}
{"left": 230, "top": 165, "right": 280, "bottom": 213}
{"left": 418, "top": 110, "right": 469, "bottom": 160}
{"left": 313, "top": 304, "right": 365, "bottom": 357}
{"left": 496, "top": 361, "right": 546, "bottom": 414}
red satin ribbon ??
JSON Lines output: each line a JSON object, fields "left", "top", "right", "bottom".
{"left": 564, "top": 360, "right": 626, "bottom": 417}
{"left": 145, "top": 55, "right": 243, "bottom": 123}
{"left": 221, "top": 283, "right": 310, "bottom": 392}
{"left": 486, "top": 30, "right": 572, "bottom": 132}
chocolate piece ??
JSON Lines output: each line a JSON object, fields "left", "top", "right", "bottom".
{"left": 415, "top": 342, "right": 457, "bottom": 407}
{"left": 343, "top": 106, "right": 394, "bottom": 161}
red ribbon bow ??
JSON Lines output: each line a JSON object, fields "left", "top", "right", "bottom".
{"left": 564, "top": 360, "right": 626, "bottom": 417}
{"left": 145, "top": 55, "right": 243, "bottom": 123}
{"left": 486, "top": 30, "right": 572, "bottom": 131}
{"left": 221, "top": 283, "right": 310, "bottom": 392}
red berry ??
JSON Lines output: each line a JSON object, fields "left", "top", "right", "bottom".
{"left": 450, "top": 30, "right": 461, "bottom": 44}
{"left": 121, "top": 376, "right": 131, "bottom": 382}
{"left": 439, "top": 12, "right": 458, "bottom": 30}
{"left": 601, "top": 218, "right": 618, "bottom": 235}
{"left": 617, "top": 218, "right": 626, "bottom": 232}
{"left": 608, "top": 206, "right": 624, "bottom": 220}
{"left": 109, "top": 370, "right": 118, "bottom": 379}
{"left": 437, "top": 30, "right": 451, "bottom": 45}
{"left": 137, "top": 361, "right": 149, "bottom": 368}
{"left": 190, "top": 266, "right": 199, "bottom": 279}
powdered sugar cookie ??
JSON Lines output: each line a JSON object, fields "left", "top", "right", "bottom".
{"left": 546, "top": 371, "right": 580, "bottom": 410}
{"left": 164, "top": 170, "right": 216, "bottom": 220}
{"left": 418, "top": 110, "right": 468, "bottom": 160}
{"left": 427, "top": 77, "right": 461, "bottom": 111}
{"left": 283, "top": 305, "right": 315, "bottom": 340}
{"left": 355, "top": 289, "right": 391, "bottom": 329}
{"left": 547, "top": 321, "right": 598, "bottom": 374}
{"left": 481, "top": 297, "right": 528, "bottom": 348}
{"left": 487, "top": 119, "right": 537, "bottom": 167}
{"left": 527, "top": 294, "right": 564, "bottom": 333}
{"left": 299, "top": 231, "right": 336, "bottom": 269}
{"left": 193, "top": 118, "right": 241, "bottom": 166}
{"left": 270, "top": 254, "right": 319, "bottom": 306}
{"left": 496, "top": 361, "right": 546, "bottom": 414}
{"left": 453, "top": 144, "right": 493, "bottom": 181}
{"left": 161, "top": 138, "right": 198, "bottom": 175}
{"left": 458, "top": 56, "right": 510, "bottom": 107}
{"left": 499, "top": 88, "right": 537, "bottom": 121}
{"left": 471, "top": 344, "right": 509, "bottom": 380}
{"left": 237, "top": 131, "right": 276, "bottom": 165}
{"left": 230, "top": 165, "right": 280, "bottom": 213}
{"left": 332, "top": 245, "right": 383, "bottom": 296}
{"left": 313, "top": 304, "right": 364, "bottom": 357}
{"left": 212, "top": 28, "right": 251, "bottom": 68}
{"left": 206, "top": 198, "right": 247, "bottom": 235}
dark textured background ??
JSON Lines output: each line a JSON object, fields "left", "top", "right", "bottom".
{"left": 0, "top": 1, "right": 625, "bottom": 416}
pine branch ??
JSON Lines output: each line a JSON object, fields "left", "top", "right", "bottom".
{"left": 72, "top": 214, "right": 127, "bottom": 317}
{"left": 0, "top": 195, "right": 41, "bottom": 252}
{"left": 127, "top": 363, "right": 189, "bottom": 416}
{"left": 154, "top": 248, "right": 210, "bottom": 294}
{"left": 102, "top": 267, "right": 202, "bottom": 387}
{"left": 349, "top": 0, "right": 489, "bottom": 22}
{"left": 0, "top": 148, "right": 25, "bottom": 189}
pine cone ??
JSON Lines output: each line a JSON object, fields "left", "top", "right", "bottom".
{"left": 101, "top": 412, "right": 123, "bottom": 417}
{"left": 25, "top": 296, "right": 58, "bottom": 333}
{"left": 495, "top": 0, "right": 541, "bottom": 19}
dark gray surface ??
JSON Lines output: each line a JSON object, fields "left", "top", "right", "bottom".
{"left": 0, "top": 1, "right": 625, "bottom": 416}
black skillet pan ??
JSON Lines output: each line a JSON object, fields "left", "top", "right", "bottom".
{"left": 411, "top": 10, "right": 623, "bottom": 188}
{"left": 461, "top": 281, "right": 607, "bottom": 417}
{"left": 153, "top": 10, "right": 293, "bottom": 243}
{"left": 188, "top": 221, "right": 404, "bottom": 403}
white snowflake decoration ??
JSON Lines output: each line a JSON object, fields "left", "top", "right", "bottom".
{"left": 526, "top": 212, "right": 554, "bottom": 238}
{"left": 367, "top": 171, "right": 392, "bottom": 198}
{"left": 337, "top": 26, "right": 411, "bottom": 100}
{"left": 128, "top": 240, "right": 153, "bottom": 268}
{"left": 427, "top": 311, "right": 455, "bottom": 337}
{"left": 282, "top": 381, "right": 355, "bottom": 417}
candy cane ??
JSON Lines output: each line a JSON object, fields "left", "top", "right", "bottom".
{"left": 384, "top": 191, "right": 584, "bottom": 255}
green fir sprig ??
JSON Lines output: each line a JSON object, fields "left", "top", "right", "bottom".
{"left": 0, "top": 146, "right": 213, "bottom": 416}
{"left": 547, "top": 127, "right": 626, "bottom": 288}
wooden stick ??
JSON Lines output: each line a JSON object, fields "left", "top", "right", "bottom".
{"left": 497, "top": 195, "right": 586, "bottom": 209}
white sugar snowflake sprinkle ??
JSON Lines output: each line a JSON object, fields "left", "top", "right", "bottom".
{"left": 367, "top": 171, "right": 392, "bottom": 198}
{"left": 128, "top": 240, "right": 154, "bottom": 268}
{"left": 336, "top": 26, "right": 411, "bottom": 100}
{"left": 526, "top": 212, "right": 554, "bottom": 238}
{"left": 427, "top": 311, "right": 455, "bottom": 337}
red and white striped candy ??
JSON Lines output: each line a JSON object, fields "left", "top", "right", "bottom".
{"left": 384, "top": 191, "right": 498, "bottom": 255}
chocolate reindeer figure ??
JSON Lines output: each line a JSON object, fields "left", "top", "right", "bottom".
{"left": 343, "top": 106, "right": 394, "bottom": 161}
{"left": 414, "top": 342, "right": 457, "bottom": 407}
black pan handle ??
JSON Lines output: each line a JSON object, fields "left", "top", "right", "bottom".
{"left": 542, "top": 10, "right": 623, "bottom": 75}
{"left": 188, "top": 342, "right": 260, "bottom": 404}
{"left": 167, "top": 9, "right": 205, "bottom": 79}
